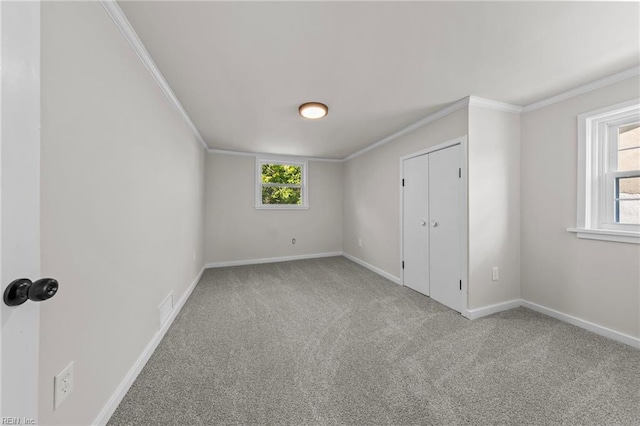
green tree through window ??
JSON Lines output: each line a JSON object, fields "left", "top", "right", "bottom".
{"left": 261, "top": 163, "right": 302, "bottom": 205}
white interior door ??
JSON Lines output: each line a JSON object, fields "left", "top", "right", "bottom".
{"left": 0, "top": 1, "right": 41, "bottom": 421}
{"left": 428, "top": 145, "right": 462, "bottom": 312}
{"left": 402, "top": 154, "right": 430, "bottom": 295}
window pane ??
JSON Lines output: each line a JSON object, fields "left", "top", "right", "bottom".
{"left": 262, "top": 186, "right": 301, "bottom": 205}
{"left": 618, "top": 124, "right": 640, "bottom": 150}
{"left": 617, "top": 176, "right": 640, "bottom": 198}
{"left": 617, "top": 200, "right": 640, "bottom": 224}
{"left": 616, "top": 176, "right": 640, "bottom": 224}
{"left": 618, "top": 147, "right": 640, "bottom": 172}
{"left": 261, "top": 164, "right": 301, "bottom": 184}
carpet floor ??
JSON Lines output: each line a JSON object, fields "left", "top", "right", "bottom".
{"left": 108, "top": 256, "right": 640, "bottom": 425}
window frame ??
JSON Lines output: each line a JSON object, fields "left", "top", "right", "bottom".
{"left": 255, "top": 156, "right": 309, "bottom": 210}
{"left": 570, "top": 98, "right": 640, "bottom": 244}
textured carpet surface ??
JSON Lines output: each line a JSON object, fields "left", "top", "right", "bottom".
{"left": 109, "top": 257, "right": 640, "bottom": 425}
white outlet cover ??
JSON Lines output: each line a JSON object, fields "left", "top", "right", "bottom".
{"left": 54, "top": 362, "right": 74, "bottom": 409}
{"left": 159, "top": 291, "right": 174, "bottom": 329}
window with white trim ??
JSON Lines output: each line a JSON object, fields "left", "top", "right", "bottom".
{"left": 255, "top": 157, "right": 308, "bottom": 209}
{"left": 571, "top": 99, "right": 640, "bottom": 244}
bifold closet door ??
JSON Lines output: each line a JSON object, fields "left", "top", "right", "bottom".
{"left": 428, "top": 145, "right": 462, "bottom": 312}
{"left": 402, "top": 154, "right": 430, "bottom": 296}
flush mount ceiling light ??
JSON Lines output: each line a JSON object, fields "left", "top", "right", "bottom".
{"left": 298, "top": 102, "right": 328, "bottom": 120}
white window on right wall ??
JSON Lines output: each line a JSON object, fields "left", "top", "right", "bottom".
{"left": 570, "top": 98, "right": 640, "bottom": 244}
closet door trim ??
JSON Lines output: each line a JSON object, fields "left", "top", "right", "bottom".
{"left": 399, "top": 136, "right": 468, "bottom": 314}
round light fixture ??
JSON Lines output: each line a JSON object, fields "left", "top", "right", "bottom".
{"left": 298, "top": 102, "right": 328, "bottom": 120}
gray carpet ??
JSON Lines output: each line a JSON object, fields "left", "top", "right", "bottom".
{"left": 108, "top": 257, "right": 640, "bottom": 425}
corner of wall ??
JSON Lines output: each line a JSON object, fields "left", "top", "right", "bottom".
{"left": 467, "top": 105, "right": 522, "bottom": 310}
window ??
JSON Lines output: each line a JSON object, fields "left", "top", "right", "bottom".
{"left": 570, "top": 99, "right": 640, "bottom": 243}
{"left": 255, "top": 157, "right": 308, "bottom": 209}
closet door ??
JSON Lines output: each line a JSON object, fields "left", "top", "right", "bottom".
{"left": 402, "top": 154, "right": 430, "bottom": 296}
{"left": 428, "top": 145, "right": 462, "bottom": 312}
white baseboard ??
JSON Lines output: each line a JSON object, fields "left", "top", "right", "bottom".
{"left": 92, "top": 266, "right": 205, "bottom": 426}
{"left": 463, "top": 298, "right": 639, "bottom": 349}
{"left": 342, "top": 252, "right": 401, "bottom": 284}
{"left": 463, "top": 299, "right": 523, "bottom": 320}
{"left": 521, "top": 300, "right": 640, "bottom": 350}
{"left": 206, "top": 251, "right": 401, "bottom": 285}
{"left": 204, "top": 251, "right": 342, "bottom": 268}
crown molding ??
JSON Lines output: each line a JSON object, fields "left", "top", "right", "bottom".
{"left": 343, "top": 97, "right": 470, "bottom": 161}
{"left": 522, "top": 67, "right": 640, "bottom": 113}
{"left": 207, "top": 148, "right": 256, "bottom": 158}
{"left": 343, "top": 95, "right": 524, "bottom": 161}
{"left": 344, "top": 65, "right": 639, "bottom": 162}
{"left": 468, "top": 96, "right": 523, "bottom": 113}
{"left": 97, "top": 2, "right": 638, "bottom": 160}
{"left": 100, "top": 0, "right": 208, "bottom": 150}
{"left": 207, "top": 148, "right": 343, "bottom": 163}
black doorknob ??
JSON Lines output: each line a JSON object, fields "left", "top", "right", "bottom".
{"left": 4, "top": 278, "right": 59, "bottom": 306}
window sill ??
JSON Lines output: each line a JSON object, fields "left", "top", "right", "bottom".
{"left": 567, "top": 228, "right": 640, "bottom": 244}
{"left": 255, "top": 205, "right": 309, "bottom": 210}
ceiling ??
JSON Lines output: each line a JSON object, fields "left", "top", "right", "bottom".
{"left": 119, "top": 1, "right": 640, "bottom": 159}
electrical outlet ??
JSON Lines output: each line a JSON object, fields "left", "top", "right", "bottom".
{"left": 159, "top": 292, "right": 174, "bottom": 329}
{"left": 54, "top": 362, "right": 74, "bottom": 409}
{"left": 358, "top": 238, "right": 363, "bottom": 247}
{"left": 492, "top": 266, "right": 499, "bottom": 281}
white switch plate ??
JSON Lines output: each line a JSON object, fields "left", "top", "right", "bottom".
{"left": 492, "top": 266, "right": 499, "bottom": 281}
{"left": 54, "top": 362, "right": 74, "bottom": 409}
{"left": 358, "top": 238, "right": 363, "bottom": 247}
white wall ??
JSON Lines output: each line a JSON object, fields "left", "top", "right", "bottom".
{"left": 468, "top": 107, "right": 521, "bottom": 309}
{"left": 343, "top": 108, "right": 469, "bottom": 279}
{"left": 204, "top": 153, "right": 342, "bottom": 263}
{"left": 40, "top": 2, "right": 205, "bottom": 424}
{"left": 521, "top": 76, "right": 640, "bottom": 339}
